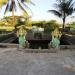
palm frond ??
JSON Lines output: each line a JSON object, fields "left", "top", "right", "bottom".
{"left": 67, "top": 7, "right": 73, "bottom": 15}
{"left": 22, "top": 2, "right": 30, "bottom": 9}
{"left": 22, "top": 2, "right": 33, "bottom": 14}
{"left": 20, "top": 0, "right": 35, "bottom": 5}
{"left": 30, "top": 1, "right": 35, "bottom": 6}
{"left": 67, "top": 0, "right": 73, "bottom": 6}
{"left": 9, "top": 1, "right": 13, "bottom": 11}
{"left": 4, "top": 3, "right": 9, "bottom": 14}
{"left": 17, "top": 0, "right": 28, "bottom": 15}
{"left": 66, "top": 0, "right": 75, "bottom": 8}
{"left": 69, "top": 2, "right": 75, "bottom": 8}
{"left": 56, "top": 0, "right": 65, "bottom": 3}
{"left": 9, "top": 0, "right": 16, "bottom": 11}
{"left": 25, "top": 0, "right": 30, "bottom": 3}
{"left": 74, "top": 8, "right": 75, "bottom": 11}
{"left": 21, "top": 0, "right": 30, "bottom": 3}
{"left": 17, "top": 0, "right": 33, "bottom": 16}
{"left": 48, "top": 10, "right": 62, "bottom": 17}
{"left": 21, "top": 0, "right": 25, "bottom": 3}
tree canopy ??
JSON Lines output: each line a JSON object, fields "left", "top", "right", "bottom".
{"left": 48, "top": 0, "right": 75, "bottom": 30}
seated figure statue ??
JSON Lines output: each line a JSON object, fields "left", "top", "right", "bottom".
{"left": 17, "top": 26, "right": 30, "bottom": 49}
{"left": 48, "top": 36, "right": 60, "bottom": 49}
{"left": 52, "top": 36, "right": 60, "bottom": 48}
{"left": 48, "top": 28, "right": 61, "bottom": 49}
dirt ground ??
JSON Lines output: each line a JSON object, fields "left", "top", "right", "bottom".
{"left": 0, "top": 48, "right": 75, "bottom": 75}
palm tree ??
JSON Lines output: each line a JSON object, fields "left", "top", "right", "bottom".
{"left": 48, "top": 0, "right": 75, "bottom": 31}
{"left": 0, "top": 0, "right": 34, "bottom": 26}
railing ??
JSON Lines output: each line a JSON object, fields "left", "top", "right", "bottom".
{"left": 0, "top": 31, "right": 16, "bottom": 43}
{"left": 63, "top": 34, "right": 75, "bottom": 45}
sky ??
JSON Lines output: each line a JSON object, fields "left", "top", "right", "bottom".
{"left": 0, "top": 0, "right": 75, "bottom": 24}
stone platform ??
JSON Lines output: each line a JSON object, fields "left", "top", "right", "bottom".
{"left": 0, "top": 48, "right": 75, "bottom": 75}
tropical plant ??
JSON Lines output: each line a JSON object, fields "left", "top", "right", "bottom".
{"left": 16, "top": 17, "right": 26, "bottom": 27}
{"left": 68, "top": 22, "right": 75, "bottom": 28}
{"left": 48, "top": 0, "right": 75, "bottom": 31}
{"left": 44, "top": 20, "right": 60, "bottom": 33}
{"left": 0, "top": 0, "right": 34, "bottom": 26}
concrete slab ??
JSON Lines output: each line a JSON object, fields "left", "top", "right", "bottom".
{"left": 0, "top": 48, "right": 75, "bottom": 75}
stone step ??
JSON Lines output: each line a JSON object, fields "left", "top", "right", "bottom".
{"left": 19, "top": 49, "right": 57, "bottom": 53}
{"left": 0, "top": 43, "right": 75, "bottom": 53}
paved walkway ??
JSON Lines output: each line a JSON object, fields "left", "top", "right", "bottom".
{"left": 0, "top": 48, "right": 75, "bottom": 75}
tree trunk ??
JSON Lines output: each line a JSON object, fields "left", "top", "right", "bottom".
{"left": 63, "top": 18, "right": 65, "bottom": 30}
{"left": 12, "top": 0, "right": 15, "bottom": 26}
{"left": 62, "top": 13, "right": 66, "bottom": 32}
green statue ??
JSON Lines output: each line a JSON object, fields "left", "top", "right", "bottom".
{"left": 48, "top": 28, "right": 61, "bottom": 49}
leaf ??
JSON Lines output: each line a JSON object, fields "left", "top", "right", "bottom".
{"left": 30, "top": 1, "right": 35, "bottom": 6}
{"left": 9, "top": 0, "right": 16, "bottom": 11}
{"left": 20, "top": 0, "right": 30, "bottom": 3}
{"left": 25, "top": 0, "right": 30, "bottom": 3}
{"left": 23, "top": 11, "right": 28, "bottom": 17}
{"left": 48, "top": 10, "right": 62, "bottom": 17}
{"left": 4, "top": 3, "right": 9, "bottom": 14}
{"left": 22, "top": 2, "right": 33, "bottom": 15}
{"left": 17, "top": 0, "right": 28, "bottom": 15}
